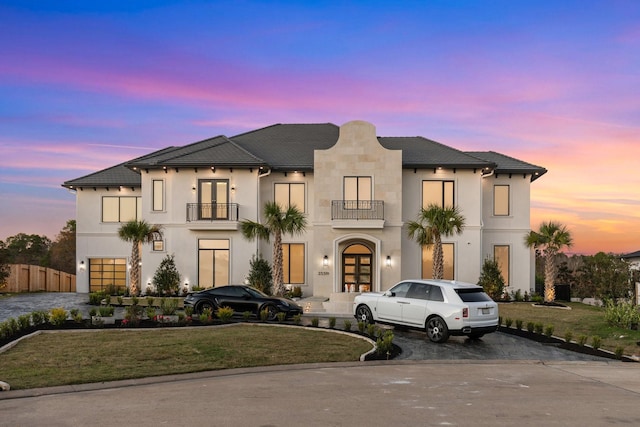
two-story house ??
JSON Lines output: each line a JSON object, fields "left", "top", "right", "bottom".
{"left": 63, "top": 120, "right": 546, "bottom": 312}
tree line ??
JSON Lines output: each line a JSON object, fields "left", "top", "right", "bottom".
{"left": 0, "top": 220, "right": 76, "bottom": 286}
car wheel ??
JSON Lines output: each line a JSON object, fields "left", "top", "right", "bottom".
{"left": 426, "top": 316, "right": 449, "bottom": 343}
{"left": 355, "top": 305, "right": 373, "bottom": 324}
{"left": 196, "top": 300, "right": 215, "bottom": 314}
{"left": 262, "top": 304, "right": 278, "bottom": 321}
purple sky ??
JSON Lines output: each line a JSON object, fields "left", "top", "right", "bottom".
{"left": 1, "top": 1, "right": 639, "bottom": 254}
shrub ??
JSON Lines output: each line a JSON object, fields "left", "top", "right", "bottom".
{"left": 247, "top": 255, "right": 273, "bottom": 295}
{"left": 515, "top": 319, "right": 523, "bottom": 330}
{"left": 71, "top": 311, "right": 83, "bottom": 323}
{"left": 160, "top": 298, "right": 179, "bottom": 315}
{"left": 358, "top": 321, "right": 366, "bottom": 333}
{"left": 343, "top": 319, "right": 352, "bottom": 331}
{"left": 615, "top": 346, "right": 625, "bottom": 359}
{"left": 49, "top": 307, "right": 68, "bottom": 326}
{"left": 604, "top": 300, "right": 640, "bottom": 329}
{"left": 328, "top": 317, "right": 336, "bottom": 329}
{"left": 292, "top": 314, "right": 302, "bottom": 325}
{"left": 243, "top": 311, "right": 252, "bottom": 321}
{"left": 504, "top": 318, "right": 513, "bottom": 328}
{"left": 477, "top": 258, "right": 505, "bottom": 300}
{"left": 534, "top": 322, "right": 544, "bottom": 334}
{"left": 185, "top": 306, "right": 194, "bottom": 317}
{"left": 531, "top": 293, "right": 543, "bottom": 303}
{"left": 124, "top": 304, "right": 143, "bottom": 325}
{"left": 199, "top": 307, "right": 213, "bottom": 324}
{"left": 591, "top": 336, "right": 602, "bottom": 350}
{"left": 146, "top": 296, "right": 155, "bottom": 307}
{"left": 216, "top": 306, "right": 234, "bottom": 323}
{"left": 31, "top": 311, "right": 48, "bottom": 326}
{"left": 564, "top": 331, "right": 573, "bottom": 343}
{"left": 153, "top": 254, "right": 181, "bottom": 296}
{"left": 98, "top": 305, "right": 114, "bottom": 317}
{"left": 376, "top": 330, "right": 395, "bottom": 357}
{"left": 0, "top": 321, "right": 12, "bottom": 340}
{"left": 17, "top": 314, "right": 31, "bottom": 330}
{"left": 578, "top": 334, "right": 588, "bottom": 346}
{"left": 514, "top": 289, "right": 524, "bottom": 302}
{"left": 291, "top": 286, "right": 303, "bottom": 298}
{"left": 276, "top": 312, "right": 286, "bottom": 323}
{"left": 544, "top": 325, "right": 554, "bottom": 337}
{"left": 311, "top": 317, "right": 319, "bottom": 327}
{"left": 526, "top": 322, "right": 535, "bottom": 333}
{"left": 89, "top": 292, "right": 106, "bottom": 306}
{"left": 366, "top": 323, "right": 376, "bottom": 337}
{"left": 117, "top": 296, "right": 124, "bottom": 305}
{"left": 88, "top": 307, "right": 97, "bottom": 317}
{"left": 146, "top": 306, "right": 157, "bottom": 319}
{"left": 260, "top": 309, "right": 270, "bottom": 322}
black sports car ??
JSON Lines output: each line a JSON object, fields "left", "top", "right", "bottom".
{"left": 184, "top": 285, "right": 303, "bottom": 320}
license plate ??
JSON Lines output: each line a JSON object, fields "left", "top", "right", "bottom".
{"left": 481, "top": 308, "right": 490, "bottom": 315}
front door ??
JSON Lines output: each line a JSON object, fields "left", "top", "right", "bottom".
{"left": 342, "top": 244, "right": 372, "bottom": 292}
{"left": 199, "top": 179, "right": 229, "bottom": 220}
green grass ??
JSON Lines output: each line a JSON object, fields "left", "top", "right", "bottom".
{"left": 498, "top": 302, "right": 640, "bottom": 357}
{"left": 0, "top": 325, "right": 373, "bottom": 390}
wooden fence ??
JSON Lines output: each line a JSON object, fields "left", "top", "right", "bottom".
{"left": 1, "top": 264, "right": 76, "bottom": 293}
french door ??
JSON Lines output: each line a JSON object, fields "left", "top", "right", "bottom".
{"left": 199, "top": 179, "right": 229, "bottom": 220}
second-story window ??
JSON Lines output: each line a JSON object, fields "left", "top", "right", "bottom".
{"left": 102, "top": 196, "right": 141, "bottom": 223}
{"left": 344, "top": 176, "right": 372, "bottom": 209}
{"left": 199, "top": 179, "right": 229, "bottom": 220}
{"left": 423, "top": 180, "right": 454, "bottom": 208}
{"left": 493, "top": 185, "right": 510, "bottom": 216}
{"left": 152, "top": 180, "right": 164, "bottom": 212}
{"left": 275, "top": 183, "right": 305, "bottom": 211}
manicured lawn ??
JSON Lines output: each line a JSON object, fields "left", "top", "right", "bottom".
{"left": 0, "top": 325, "right": 373, "bottom": 390}
{"left": 498, "top": 302, "right": 640, "bottom": 357}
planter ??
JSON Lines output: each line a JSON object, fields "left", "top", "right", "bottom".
{"left": 91, "top": 316, "right": 116, "bottom": 326}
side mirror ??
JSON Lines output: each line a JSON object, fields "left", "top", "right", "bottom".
{"left": 384, "top": 290, "right": 395, "bottom": 297}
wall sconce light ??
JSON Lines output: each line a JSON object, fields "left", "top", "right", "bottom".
{"left": 79, "top": 260, "right": 86, "bottom": 271}
{"left": 191, "top": 185, "right": 196, "bottom": 193}
{"left": 323, "top": 255, "right": 329, "bottom": 268}
{"left": 386, "top": 255, "right": 391, "bottom": 268}
{"left": 231, "top": 185, "right": 236, "bottom": 193}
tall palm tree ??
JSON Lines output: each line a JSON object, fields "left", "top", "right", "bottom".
{"left": 241, "top": 201, "right": 307, "bottom": 296}
{"left": 118, "top": 220, "right": 163, "bottom": 296}
{"left": 407, "top": 204, "right": 465, "bottom": 279}
{"left": 525, "top": 221, "right": 573, "bottom": 303}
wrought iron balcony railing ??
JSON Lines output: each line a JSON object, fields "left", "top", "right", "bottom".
{"left": 331, "top": 200, "right": 384, "bottom": 220}
{"left": 186, "top": 203, "right": 239, "bottom": 222}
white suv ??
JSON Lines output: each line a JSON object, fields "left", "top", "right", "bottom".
{"left": 353, "top": 279, "right": 499, "bottom": 343}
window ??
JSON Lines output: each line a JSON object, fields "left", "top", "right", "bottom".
{"left": 494, "top": 185, "right": 510, "bottom": 216}
{"left": 283, "top": 243, "right": 305, "bottom": 284}
{"left": 199, "top": 180, "right": 229, "bottom": 219}
{"left": 102, "top": 196, "right": 142, "bottom": 222}
{"left": 422, "top": 180, "right": 454, "bottom": 208}
{"left": 153, "top": 180, "right": 164, "bottom": 211}
{"left": 494, "top": 245, "right": 510, "bottom": 285}
{"left": 198, "top": 239, "right": 229, "bottom": 287}
{"left": 275, "top": 183, "right": 305, "bottom": 211}
{"left": 344, "top": 176, "right": 372, "bottom": 209}
{"left": 153, "top": 240, "right": 164, "bottom": 251}
{"left": 89, "top": 258, "right": 127, "bottom": 292}
{"left": 422, "top": 243, "right": 455, "bottom": 280}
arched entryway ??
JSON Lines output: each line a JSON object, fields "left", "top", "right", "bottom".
{"left": 342, "top": 243, "right": 373, "bottom": 293}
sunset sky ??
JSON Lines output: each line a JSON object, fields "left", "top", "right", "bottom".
{"left": 1, "top": 1, "right": 639, "bottom": 255}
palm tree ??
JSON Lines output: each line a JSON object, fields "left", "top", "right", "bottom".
{"left": 240, "top": 201, "right": 307, "bottom": 296}
{"left": 118, "top": 220, "right": 163, "bottom": 296}
{"left": 407, "top": 204, "right": 465, "bottom": 279}
{"left": 525, "top": 221, "right": 573, "bottom": 303}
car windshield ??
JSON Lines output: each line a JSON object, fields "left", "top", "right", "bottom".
{"left": 455, "top": 288, "right": 493, "bottom": 302}
{"left": 244, "top": 287, "right": 268, "bottom": 298}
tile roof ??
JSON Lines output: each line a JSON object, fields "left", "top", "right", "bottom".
{"left": 231, "top": 123, "right": 340, "bottom": 170}
{"left": 63, "top": 123, "right": 547, "bottom": 187}
{"left": 466, "top": 151, "right": 547, "bottom": 181}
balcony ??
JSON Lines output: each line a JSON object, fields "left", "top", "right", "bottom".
{"left": 186, "top": 203, "right": 239, "bottom": 230}
{"left": 331, "top": 200, "right": 385, "bottom": 229}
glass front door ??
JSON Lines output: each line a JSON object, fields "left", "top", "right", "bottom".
{"left": 342, "top": 244, "right": 372, "bottom": 293}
